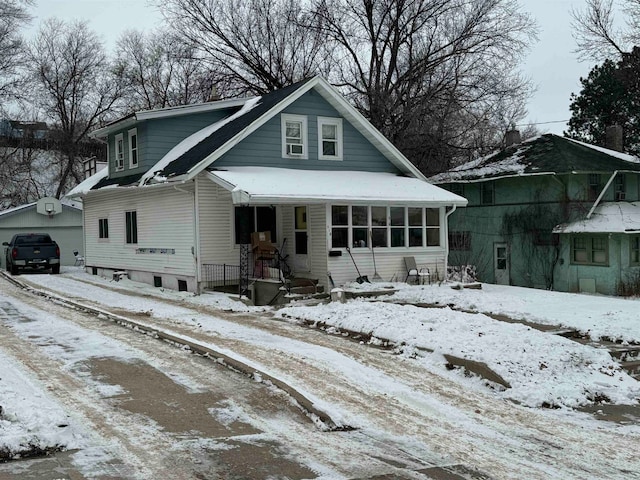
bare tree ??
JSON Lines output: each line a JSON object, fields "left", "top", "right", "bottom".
{"left": 311, "top": 0, "right": 537, "bottom": 173}
{"left": 157, "top": 0, "right": 332, "bottom": 96}
{"left": 25, "top": 19, "right": 123, "bottom": 198}
{"left": 115, "top": 29, "right": 214, "bottom": 111}
{"left": 572, "top": 0, "right": 640, "bottom": 61}
{"left": 0, "top": 0, "right": 32, "bottom": 105}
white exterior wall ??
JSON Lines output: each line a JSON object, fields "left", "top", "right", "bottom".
{"left": 83, "top": 183, "right": 197, "bottom": 290}
{"left": 196, "top": 176, "right": 238, "bottom": 266}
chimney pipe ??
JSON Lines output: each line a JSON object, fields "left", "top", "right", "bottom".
{"left": 605, "top": 124, "right": 623, "bottom": 152}
{"left": 505, "top": 129, "right": 521, "bottom": 147}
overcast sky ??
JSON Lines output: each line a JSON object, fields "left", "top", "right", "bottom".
{"left": 30, "top": 0, "right": 614, "bottom": 136}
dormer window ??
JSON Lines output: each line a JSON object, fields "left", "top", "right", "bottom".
{"left": 128, "top": 128, "right": 138, "bottom": 168}
{"left": 115, "top": 133, "right": 124, "bottom": 171}
{"left": 282, "top": 114, "right": 307, "bottom": 159}
{"left": 318, "top": 117, "right": 342, "bottom": 160}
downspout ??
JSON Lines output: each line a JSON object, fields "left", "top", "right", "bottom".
{"left": 174, "top": 181, "right": 200, "bottom": 293}
{"left": 587, "top": 171, "right": 617, "bottom": 219}
{"left": 444, "top": 204, "right": 458, "bottom": 281}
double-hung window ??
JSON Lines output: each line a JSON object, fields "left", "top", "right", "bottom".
{"left": 318, "top": 117, "right": 342, "bottom": 160}
{"left": 588, "top": 174, "right": 601, "bottom": 201}
{"left": 480, "top": 181, "right": 494, "bottom": 205}
{"left": 281, "top": 114, "right": 308, "bottom": 159}
{"left": 125, "top": 211, "right": 137, "bottom": 244}
{"left": 631, "top": 236, "right": 640, "bottom": 265}
{"left": 115, "top": 133, "right": 124, "bottom": 171}
{"left": 571, "top": 235, "right": 607, "bottom": 265}
{"left": 98, "top": 218, "right": 109, "bottom": 239}
{"left": 128, "top": 128, "right": 138, "bottom": 168}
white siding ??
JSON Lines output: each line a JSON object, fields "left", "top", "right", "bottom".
{"left": 196, "top": 176, "right": 237, "bottom": 265}
{"left": 308, "top": 204, "right": 328, "bottom": 286}
{"left": 84, "top": 184, "right": 196, "bottom": 276}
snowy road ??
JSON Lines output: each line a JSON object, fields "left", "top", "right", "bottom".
{"left": 1, "top": 271, "right": 640, "bottom": 479}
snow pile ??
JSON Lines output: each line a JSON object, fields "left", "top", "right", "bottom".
{"left": 383, "top": 282, "right": 640, "bottom": 343}
{"left": 0, "top": 350, "right": 81, "bottom": 460}
{"left": 277, "top": 300, "right": 640, "bottom": 408}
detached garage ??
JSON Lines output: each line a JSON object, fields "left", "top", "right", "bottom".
{"left": 0, "top": 197, "right": 83, "bottom": 269}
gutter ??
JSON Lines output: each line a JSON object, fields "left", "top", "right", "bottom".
{"left": 444, "top": 204, "right": 458, "bottom": 280}
{"left": 173, "top": 182, "right": 200, "bottom": 289}
{"left": 587, "top": 170, "right": 618, "bottom": 219}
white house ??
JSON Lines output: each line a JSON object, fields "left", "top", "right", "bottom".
{"left": 67, "top": 76, "right": 466, "bottom": 298}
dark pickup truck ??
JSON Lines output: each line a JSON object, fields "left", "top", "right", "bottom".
{"left": 3, "top": 233, "right": 61, "bottom": 275}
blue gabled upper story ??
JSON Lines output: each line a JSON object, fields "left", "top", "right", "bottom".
{"left": 88, "top": 76, "right": 420, "bottom": 190}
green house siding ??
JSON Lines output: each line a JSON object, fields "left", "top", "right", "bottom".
{"left": 215, "top": 91, "right": 400, "bottom": 173}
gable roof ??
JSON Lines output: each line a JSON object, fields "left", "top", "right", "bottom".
{"left": 430, "top": 134, "right": 640, "bottom": 184}
{"left": 69, "top": 76, "right": 438, "bottom": 199}
{"left": 136, "top": 76, "right": 427, "bottom": 185}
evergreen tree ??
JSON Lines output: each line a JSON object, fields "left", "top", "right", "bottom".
{"left": 565, "top": 48, "right": 640, "bottom": 155}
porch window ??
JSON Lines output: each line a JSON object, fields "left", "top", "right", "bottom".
{"left": 115, "top": 133, "right": 124, "bottom": 171}
{"left": 571, "top": 235, "right": 608, "bottom": 265}
{"left": 125, "top": 211, "right": 137, "bottom": 244}
{"left": 329, "top": 205, "right": 441, "bottom": 249}
{"left": 371, "top": 206, "right": 387, "bottom": 247}
{"left": 631, "top": 236, "right": 640, "bottom": 265}
{"left": 352, "top": 206, "right": 368, "bottom": 248}
{"left": 331, "top": 205, "right": 348, "bottom": 248}
{"left": 234, "top": 206, "right": 277, "bottom": 245}
{"left": 318, "top": 117, "right": 342, "bottom": 160}
{"left": 281, "top": 114, "right": 308, "bottom": 159}
{"left": 390, "top": 207, "right": 405, "bottom": 247}
{"left": 426, "top": 208, "right": 440, "bottom": 246}
{"left": 408, "top": 207, "right": 423, "bottom": 247}
{"left": 98, "top": 218, "right": 109, "bottom": 239}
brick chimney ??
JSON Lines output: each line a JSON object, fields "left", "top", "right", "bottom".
{"left": 505, "top": 128, "right": 521, "bottom": 147}
{"left": 605, "top": 124, "right": 623, "bottom": 152}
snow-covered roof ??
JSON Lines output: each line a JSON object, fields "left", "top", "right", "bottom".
{"left": 430, "top": 134, "right": 640, "bottom": 184}
{"left": 65, "top": 167, "right": 109, "bottom": 197}
{"left": 0, "top": 198, "right": 82, "bottom": 217}
{"left": 553, "top": 201, "right": 640, "bottom": 234}
{"left": 207, "top": 167, "right": 467, "bottom": 205}
{"left": 86, "top": 76, "right": 428, "bottom": 193}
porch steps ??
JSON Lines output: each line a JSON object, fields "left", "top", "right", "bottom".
{"left": 288, "top": 277, "right": 324, "bottom": 296}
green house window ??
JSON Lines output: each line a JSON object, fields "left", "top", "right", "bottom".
{"left": 480, "top": 181, "right": 494, "bottom": 205}
{"left": 631, "top": 236, "right": 640, "bottom": 265}
{"left": 571, "top": 235, "right": 608, "bottom": 265}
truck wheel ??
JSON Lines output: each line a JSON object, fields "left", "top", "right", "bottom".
{"left": 10, "top": 264, "right": 18, "bottom": 275}
{"left": 51, "top": 264, "right": 60, "bottom": 274}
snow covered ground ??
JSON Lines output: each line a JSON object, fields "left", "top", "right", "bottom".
{"left": 2, "top": 269, "right": 640, "bottom": 477}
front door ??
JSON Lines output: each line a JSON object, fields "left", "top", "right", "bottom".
{"left": 494, "top": 243, "right": 509, "bottom": 285}
{"left": 292, "top": 206, "right": 309, "bottom": 272}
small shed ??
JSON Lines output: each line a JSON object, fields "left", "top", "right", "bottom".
{"left": 0, "top": 197, "right": 83, "bottom": 268}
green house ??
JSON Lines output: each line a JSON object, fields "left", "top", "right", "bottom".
{"left": 431, "top": 133, "right": 640, "bottom": 295}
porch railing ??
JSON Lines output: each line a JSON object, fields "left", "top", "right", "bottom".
{"left": 202, "top": 251, "right": 290, "bottom": 293}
